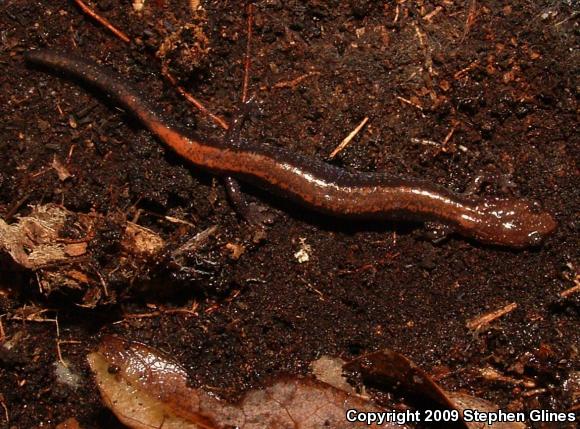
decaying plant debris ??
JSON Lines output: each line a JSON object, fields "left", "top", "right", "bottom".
{"left": 88, "top": 336, "right": 529, "bottom": 429}
{"left": 88, "top": 335, "right": 397, "bottom": 429}
{"left": 0, "top": 204, "right": 165, "bottom": 305}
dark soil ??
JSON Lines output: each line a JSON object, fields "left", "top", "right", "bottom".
{"left": 0, "top": 1, "right": 578, "bottom": 428}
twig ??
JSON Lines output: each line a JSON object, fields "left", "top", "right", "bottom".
{"left": 117, "top": 302, "right": 199, "bottom": 322}
{"left": 466, "top": 302, "right": 518, "bottom": 330}
{"left": 554, "top": 11, "right": 578, "bottom": 27}
{"left": 396, "top": 95, "right": 423, "bottom": 110}
{"left": 72, "top": 0, "right": 130, "bottom": 43}
{"left": 0, "top": 394, "right": 8, "bottom": 425}
{"left": 301, "top": 279, "right": 325, "bottom": 301}
{"left": 413, "top": 22, "right": 434, "bottom": 77}
{"left": 4, "top": 191, "right": 33, "bottom": 222}
{"left": 91, "top": 265, "right": 109, "bottom": 297}
{"left": 173, "top": 225, "right": 218, "bottom": 257}
{"left": 560, "top": 274, "right": 580, "bottom": 297}
{"left": 462, "top": 0, "right": 478, "bottom": 41}
{"left": 522, "top": 388, "right": 548, "bottom": 397}
{"left": 10, "top": 307, "right": 67, "bottom": 366}
{"left": 423, "top": 6, "right": 443, "bottom": 22}
{"left": 411, "top": 138, "right": 440, "bottom": 147}
{"left": 441, "top": 123, "right": 458, "bottom": 150}
{"left": 329, "top": 117, "right": 369, "bottom": 159}
{"left": 162, "top": 71, "right": 229, "bottom": 130}
{"left": 66, "top": 144, "right": 76, "bottom": 165}
{"left": 479, "top": 366, "right": 536, "bottom": 388}
{"left": 205, "top": 303, "right": 220, "bottom": 314}
{"left": 272, "top": 71, "right": 320, "bottom": 89}
{"left": 560, "top": 284, "right": 580, "bottom": 297}
{"left": 0, "top": 315, "right": 5, "bottom": 343}
{"left": 241, "top": 3, "right": 254, "bottom": 103}
{"left": 163, "top": 215, "right": 196, "bottom": 227}
{"left": 10, "top": 307, "right": 57, "bottom": 323}
{"left": 51, "top": 315, "right": 77, "bottom": 368}
{"left": 454, "top": 60, "right": 480, "bottom": 80}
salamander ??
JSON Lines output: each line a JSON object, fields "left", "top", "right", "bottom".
{"left": 25, "top": 50, "right": 557, "bottom": 248}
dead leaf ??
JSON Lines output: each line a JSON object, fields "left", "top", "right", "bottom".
{"left": 51, "top": 156, "right": 72, "bottom": 181}
{"left": 345, "top": 349, "right": 525, "bottom": 429}
{"left": 310, "top": 355, "right": 356, "bottom": 394}
{"left": 88, "top": 336, "right": 404, "bottom": 429}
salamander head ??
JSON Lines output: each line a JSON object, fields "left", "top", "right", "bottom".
{"left": 468, "top": 198, "right": 557, "bottom": 248}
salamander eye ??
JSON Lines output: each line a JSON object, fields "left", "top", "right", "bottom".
{"left": 527, "top": 231, "right": 543, "bottom": 246}
{"left": 530, "top": 201, "right": 542, "bottom": 214}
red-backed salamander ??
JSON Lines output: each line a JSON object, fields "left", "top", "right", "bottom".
{"left": 25, "top": 50, "right": 557, "bottom": 248}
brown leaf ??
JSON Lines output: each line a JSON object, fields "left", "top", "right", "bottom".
{"left": 88, "top": 336, "right": 404, "bottom": 429}
{"left": 346, "top": 349, "right": 525, "bottom": 429}
{"left": 51, "top": 156, "right": 72, "bottom": 181}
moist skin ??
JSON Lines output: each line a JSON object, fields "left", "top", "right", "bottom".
{"left": 25, "top": 50, "right": 557, "bottom": 248}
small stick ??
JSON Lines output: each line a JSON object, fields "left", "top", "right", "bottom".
{"left": 396, "top": 95, "right": 423, "bottom": 110}
{"left": 56, "top": 341, "right": 66, "bottom": 367}
{"left": 423, "top": 6, "right": 443, "bottom": 22}
{"left": 66, "top": 144, "right": 76, "bottom": 164}
{"left": 462, "top": 0, "right": 478, "bottom": 41}
{"left": 163, "top": 215, "right": 196, "bottom": 227}
{"left": 560, "top": 284, "right": 580, "bottom": 297}
{"left": 92, "top": 266, "right": 109, "bottom": 297}
{"left": 10, "top": 308, "right": 66, "bottom": 366}
{"left": 454, "top": 60, "right": 480, "bottom": 79}
{"left": 0, "top": 315, "right": 5, "bottom": 343}
{"left": 521, "top": 388, "right": 548, "bottom": 397}
{"left": 9, "top": 305, "right": 56, "bottom": 323}
{"left": 162, "top": 70, "right": 229, "bottom": 130}
{"left": 560, "top": 274, "right": 580, "bottom": 297}
{"left": 0, "top": 394, "right": 8, "bottom": 425}
{"left": 411, "top": 137, "right": 440, "bottom": 147}
{"left": 413, "top": 22, "right": 427, "bottom": 48}
{"left": 329, "top": 117, "right": 369, "bottom": 159}
{"left": 118, "top": 303, "right": 199, "bottom": 320}
{"left": 272, "top": 71, "right": 320, "bottom": 89}
{"left": 479, "top": 366, "right": 536, "bottom": 388}
{"left": 241, "top": 3, "right": 254, "bottom": 103}
{"left": 205, "top": 303, "right": 220, "bottom": 314}
{"left": 413, "top": 22, "right": 434, "bottom": 77}
{"left": 4, "top": 191, "right": 32, "bottom": 222}
{"left": 441, "top": 123, "right": 457, "bottom": 150}
{"left": 72, "top": 0, "right": 131, "bottom": 43}
{"left": 466, "top": 302, "right": 518, "bottom": 330}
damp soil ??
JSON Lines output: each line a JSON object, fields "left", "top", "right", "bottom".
{"left": 0, "top": 1, "right": 578, "bottom": 428}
